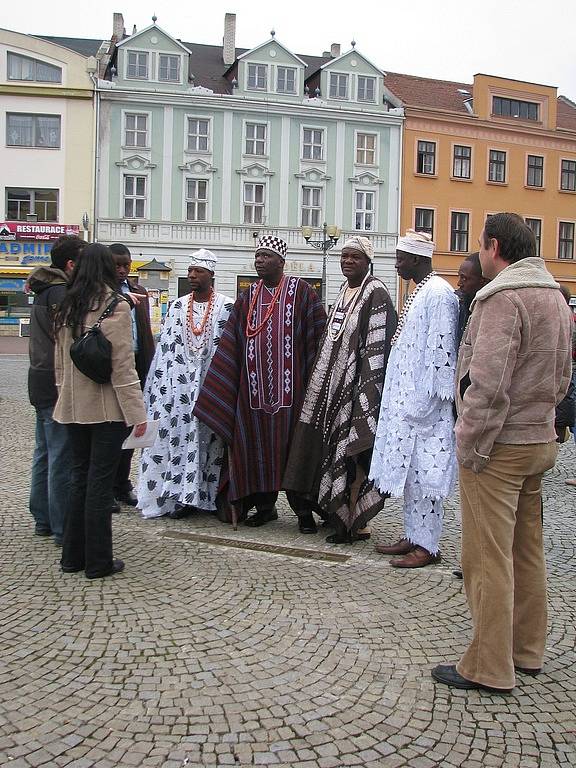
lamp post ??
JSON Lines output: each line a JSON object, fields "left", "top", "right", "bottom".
{"left": 302, "top": 222, "right": 341, "bottom": 311}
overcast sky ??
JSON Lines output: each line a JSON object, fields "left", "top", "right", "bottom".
{"left": 6, "top": 0, "right": 576, "bottom": 100}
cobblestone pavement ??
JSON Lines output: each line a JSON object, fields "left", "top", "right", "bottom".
{"left": 1, "top": 354, "right": 575, "bottom": 768}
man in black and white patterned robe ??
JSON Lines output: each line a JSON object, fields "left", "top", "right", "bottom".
{"left": 138, "top": 250, "right": 233, "bottom": 519}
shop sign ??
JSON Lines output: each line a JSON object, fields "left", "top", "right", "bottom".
{"left": 0, "top": 278, "right": 26, "bottom": 293}
{"left": 0, "top": 241, "right": 53, "bottom": 265}
{"left": 0, "top": 222, "right": 80, "bottom": 241}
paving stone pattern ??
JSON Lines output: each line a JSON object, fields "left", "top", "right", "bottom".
{"left": 1, "top": 355, "right": 575, "bottom": 767}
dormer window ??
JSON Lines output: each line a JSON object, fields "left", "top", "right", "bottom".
{"left": 247, "top": 63, "right": 267, "bottom": 90}
{"left": 159, "top": 54, "right": 180, "bottom": 82}
{"left": 277, "top": 66, "right": 296, "bottom": 94}
{"left": 329, "top": 73, "right": 349, "bottom": 99}
{"left": 357, "top": 76, "right": 376, "bottom": 102}
{"left": 7, "top": 52, "right": 61, "bottom": 83}
{"left": 127, "top": 51, "right": 149, "bottom": 80}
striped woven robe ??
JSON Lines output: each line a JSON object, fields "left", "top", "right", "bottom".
{"left": 193, "top": 276, "right": 326, "bottom": 502}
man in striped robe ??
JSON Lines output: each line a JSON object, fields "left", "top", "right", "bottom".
{"left": 283, "top": 236, "right": 396, "bottom": 541}
{"left": 193, "top": 236, "right": 326, "bottom": 527}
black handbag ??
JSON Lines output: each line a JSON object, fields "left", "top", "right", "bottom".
{"left": 69, "top": 295, "right": 123, "bottom": 384}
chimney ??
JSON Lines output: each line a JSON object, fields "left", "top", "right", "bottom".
{"left": 330, "top": 43, "right": 341, "bottom": 58}
{"left": 223, "top": 12, "right": 236, "bottom": 66}
{"left": 112, "top": 12, "right": 125, "bottom": 42}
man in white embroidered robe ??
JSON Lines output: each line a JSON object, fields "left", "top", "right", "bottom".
{"left": 369, "top": 230, "right": 459, "bottom": 568}
{"left": 138, "top": 250, "right": 233, "bottom": 519}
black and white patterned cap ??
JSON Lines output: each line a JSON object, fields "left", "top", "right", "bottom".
{"left": 255, "top": 235, "right": 287, "bottom": 260}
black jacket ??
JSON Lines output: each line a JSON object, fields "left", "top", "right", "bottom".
{"left": 27, "top": 266, "right": 68, "bottom": 409}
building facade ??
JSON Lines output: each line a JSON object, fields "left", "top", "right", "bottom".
{"left": 0, "top": 29, "right": 98, "bottom": 332}
{"left": 385, "top": 71, "right": 576, "bottom": 294}
{"left": 95, "top": 16, "right": 404, "bottom": 302}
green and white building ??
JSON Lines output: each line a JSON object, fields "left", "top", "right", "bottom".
{"left": 95, "top": 14, "right": 404, "bottom": 300}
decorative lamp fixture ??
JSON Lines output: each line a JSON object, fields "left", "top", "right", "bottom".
{"left": 82, "top": 212, "right": 90, "bottom": 230}
{"left": 314, "top": 87, "right": 320, "bottom": 97}
{"left": 231, "top": 77, "right": 238, "bottom": 89}
{"left": 301, "top": 222, "right": 341, "bottom": 310}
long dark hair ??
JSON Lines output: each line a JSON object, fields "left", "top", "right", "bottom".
{"left": 56, "top": 243, "right": 118, "bottom": 338}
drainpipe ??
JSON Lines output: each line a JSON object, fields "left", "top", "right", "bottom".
{"left": 89, "top": 72, "right": 100, "bottom": 242}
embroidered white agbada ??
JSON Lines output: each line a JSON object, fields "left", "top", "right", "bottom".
{"left": 138, "top": 292, "right": 233, "bottom": 518}
{"left": 369, "top": 275, "right": 459, "bottom": 553}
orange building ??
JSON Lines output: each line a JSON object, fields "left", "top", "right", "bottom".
{"left": 384, "top": 72, "right": 576, "bottom": 295}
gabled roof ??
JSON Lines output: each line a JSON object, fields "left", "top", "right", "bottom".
{"left": 237, "top": 37, "right": 307, "bottom": 67}
{"left": 116, "top": 23, "right": 192, "bottom": 54}
{"left": 320, "top": 48, "right": 385, "bottom": 77}
{"left": 34, "top": 35, "right": 104, "bottom": 57}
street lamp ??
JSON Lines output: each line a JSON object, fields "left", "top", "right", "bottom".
{"left": 302, "top": 222, "right": 341, "bottom": 310}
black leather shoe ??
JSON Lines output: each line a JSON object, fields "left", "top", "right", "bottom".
{"left": 168, "top": 505, "right": 193, "bottom": 520}
{"left": 298, "top": 514, "right": 317, "bottom": 534}
{"left": 61, "top": 564, "right": 83, "bottom": 573}
{"left": 86, "top": 559, "right": 125, "bottom": 579}
{"left": 117, "top": 490, "right": 138, "bottom": 506}
{"left": 453, "top": 569, "right": 463, "bottom": 579}
{"left": 111, "top": 500, "right": 122, "bottom": 514}
{"left": 431, "top": 664, "right": 512, "bottom": 694}
{"left": 515, "top": 666, "right": 541, "bottom": 676}
{"left": 34, "top": 525, "right": 52, "bottom": 537}
{"left": 244, "top": 508, "right": 279, "bottom": 527}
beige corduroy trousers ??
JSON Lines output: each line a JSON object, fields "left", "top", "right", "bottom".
{"left": 456, "top": 442, "right": 558, "bottom": 689}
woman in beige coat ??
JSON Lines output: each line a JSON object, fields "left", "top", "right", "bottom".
{"left": 54, "top": 243, "right": 147, "bottom": 578}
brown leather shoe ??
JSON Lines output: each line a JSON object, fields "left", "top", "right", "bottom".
{"left": 375, "top": 537, "right": 415, "bottom": 555}
{"left": 390, "top": 546, "right": 441, "bottom": 568}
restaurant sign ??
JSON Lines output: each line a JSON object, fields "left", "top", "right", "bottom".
{"left": 0, "top": 222, "right": 80, "bottom": 241}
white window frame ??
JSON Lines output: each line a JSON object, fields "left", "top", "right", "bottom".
{"left": 123, "top": 111, "right": 149, "bottom": 149}
{"left": 357, "top": 75, "right": 376, "bottom": 103}
{"left": 158, "top": 53, "right": 181, "bottom": 83}
{"left": 125, "top": 50, "right": 149, "bottom": 80}
{"left": 122, "top": 173, "right": 148, "bottom": 219}
{"left": 6, "top": 113, "right": 61, "bottom": 149}
{"left": 276, "top": 66, "right": 297, "bottom": 94}
{"left": 329, "top": 72, "right": 349, "bottom": 100}
{"left": 302, "top": 127, "right": 324, "bottom": 161}
{"left": 246, "top": 62, "right": 268, "bottom": 91}
{"left": 184, "top": 177, "right": 209, "bottom": 222}
{"left": 355, "top": 131, "right": 377, "bottom": 165}
{"left": 185, "top": 115, "right": 211, "bottom": 153}
{"left": 243, "top": 182, "right": 266, "bottom": 225}
{"left": 301, "top": 186, "right": 323, "bottom": 228}
{"left": 354, "top": 189, "right": 376, "bottom": 232}
{"left": 244, "top": 121, "right": 268, "bottom": 157}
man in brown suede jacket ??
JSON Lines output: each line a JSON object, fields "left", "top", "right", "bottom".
{"left": 432, "top": 213, "right": 573, "bottom": 694}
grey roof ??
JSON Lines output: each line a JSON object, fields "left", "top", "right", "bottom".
{"left": 34, "top": 36, "right": 104, "bottom": 57}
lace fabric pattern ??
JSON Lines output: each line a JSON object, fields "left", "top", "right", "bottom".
{"left": 370, "top": 276, "right": 459, "bottom": 500}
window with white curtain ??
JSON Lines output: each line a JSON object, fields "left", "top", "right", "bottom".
{"left": 6, "top": 114, "right": 61, "bottom": 148}
{"left": 7, "top": 52, "right": 61, "bottom": 83}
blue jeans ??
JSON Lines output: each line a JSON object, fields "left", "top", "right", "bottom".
{"left": 29, "top": 406, "right": 72, "bottom": 543}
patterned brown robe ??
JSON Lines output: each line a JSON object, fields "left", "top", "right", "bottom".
{"left": 283, "top": 276, "right": 396, "bottom": 532}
